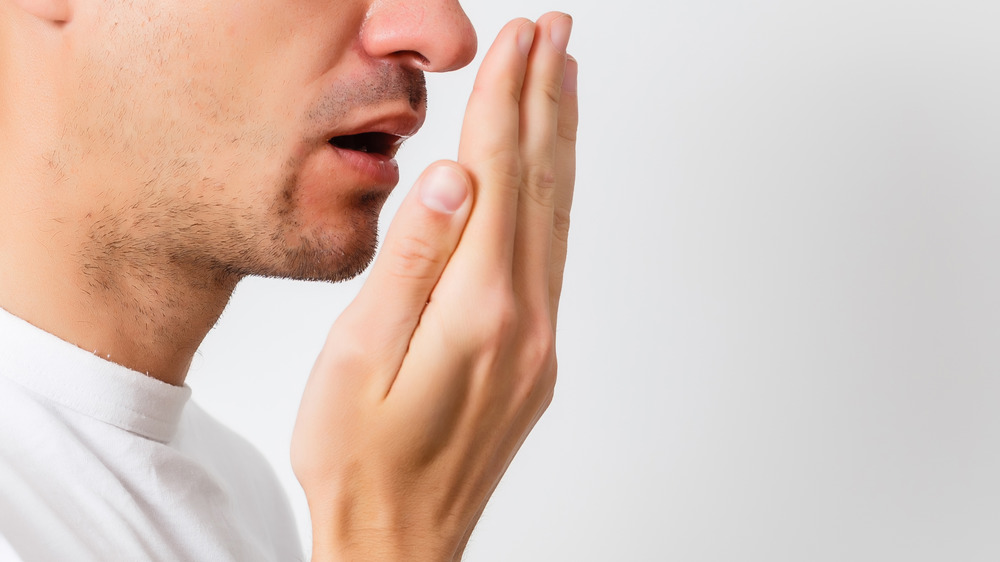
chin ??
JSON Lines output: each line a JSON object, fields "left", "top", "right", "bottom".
{"left": 268, "top": 198, "right": 385, "bottom": 283}
{"left": 243, "top": 166, "right": 391, "bottom": 282}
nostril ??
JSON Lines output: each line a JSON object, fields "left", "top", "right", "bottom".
{"left": 409, "top": 52, "right": 431, "bottom": 69}
{"left": 384, "top": 50, "right": 431, "bottom": 71}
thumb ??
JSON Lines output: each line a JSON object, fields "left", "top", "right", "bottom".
{"left": 331, "top": 161, "right": 473, "bottom": 379}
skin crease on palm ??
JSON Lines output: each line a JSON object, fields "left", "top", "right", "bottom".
{"left": 0, "top": 0, "right": 577, "bottom": 558}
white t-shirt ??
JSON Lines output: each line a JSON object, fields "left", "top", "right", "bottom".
{"left": 0, "top": 307, "right": 305, "bottom": 561}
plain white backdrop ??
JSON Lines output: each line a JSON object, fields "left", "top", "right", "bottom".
{"left": 190, "top": 1, "right": 1000, "bottom": 560}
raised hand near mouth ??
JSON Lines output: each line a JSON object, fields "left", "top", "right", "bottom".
{"left": 291, "top": 12, "right": 578, "bottom": 561}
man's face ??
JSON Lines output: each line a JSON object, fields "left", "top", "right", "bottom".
{"left": 58, "top": 0, "right": 476, "bottom": 282}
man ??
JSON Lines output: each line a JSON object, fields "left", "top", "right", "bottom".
{"left": 0, "top": 0, "right": 577, "bottom": 559}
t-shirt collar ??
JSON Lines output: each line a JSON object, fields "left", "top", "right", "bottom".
{"left": 0, "top": 306, "right": 191, "bottom": 443}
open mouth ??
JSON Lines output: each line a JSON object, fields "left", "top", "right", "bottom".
{"left": 329, "top": 132, "right": 404, "bottom": 158}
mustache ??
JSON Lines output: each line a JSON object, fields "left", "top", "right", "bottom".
{"left": 306, "top": 66, "right": 426, "bottom": 133}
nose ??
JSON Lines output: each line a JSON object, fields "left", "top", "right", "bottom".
{"left": 361, "top": 0, "right": 478, "bottom": 72}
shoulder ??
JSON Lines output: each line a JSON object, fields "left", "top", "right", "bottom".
{"left": 172, "top": 400, "right": 304, "bottom": 560}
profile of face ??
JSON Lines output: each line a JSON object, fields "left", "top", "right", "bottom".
{"left": 55, "top": 0, "right": 477, "bottom": 283}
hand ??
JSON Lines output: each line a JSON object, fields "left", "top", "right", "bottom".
{"left": 291, "top": 12, "right": 578, "bottom": 561}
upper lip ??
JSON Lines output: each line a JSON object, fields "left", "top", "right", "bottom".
{"left": 325, "top": 110, "right": 425, "bottom": 158}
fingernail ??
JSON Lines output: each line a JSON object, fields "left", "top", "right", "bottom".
{"left": 550, "top": 14, "right": 572, "bottom": 53}
{"left": 518, "top": 21, "right": 535, "bottom": 56}
{"left": 420, "top": 166, "right": 468, "bottom": 214}
{"left": 563, "top": 55, "right": 578, "bottom": 94}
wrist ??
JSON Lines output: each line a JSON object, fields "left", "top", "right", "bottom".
{"left": 310, "top": 528, "right": 457, "bottom": 562}
{"left": 307, "top": 497, "right": 459, "bottom": 562}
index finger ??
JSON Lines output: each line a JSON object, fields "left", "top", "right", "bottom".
{"left": 456, "top": 18, "right": 534, "bottom": 273}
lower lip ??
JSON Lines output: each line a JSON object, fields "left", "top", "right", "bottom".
{"left": 327, "top": 143, "right": 400, "bottom": 189}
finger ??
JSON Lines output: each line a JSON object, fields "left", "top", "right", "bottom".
{"left": 455, "top": 18, "right": 534, "bottom": 273}
{"left": 332, "top": 162, "right": 472, "bottom": 390}
{"left": 513, "top": 13, "right": 572, "bottom": 308}
{"left": 549, "top": 55, "right": 579, "bottom": 329}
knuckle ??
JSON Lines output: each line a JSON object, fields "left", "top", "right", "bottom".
{"left": 539, "top": 79, "right": 562, "bottom": 108}
{"left": 388, "top": 234, "right": 443, "bottom": 281}
{"left": 467, "top": 288, "right": 519, "bottom": 351}
{"left": 536, "top": 361, "right": 558, "bottom": 410}
{"left": 479, "top": 149, "right": 522, "bottom": 191}
{"left": 490, "top": 294, "right": 520, "bottom": 344}
{"left": 473, "top": 79, "right": 522, "bottom": 107}
{"left": 511, "top": 315, "right": 556, "bottom": 378}
{"left": 522, "top": 164, "right": 558, "bottom": 206}
{"left": 557, "top": 117, "right": 578, "bottom": 143}
{"left": 524, "top": 324, "right": 556, "bottom": 372}
{"left": 552, "top": 207, "right": 572, "bottom": 244}
{"left": 513, "top": 344, "right": 557, "bottom": 407}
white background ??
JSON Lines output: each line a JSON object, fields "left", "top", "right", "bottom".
{"left": 190, "top": 1, "right": 1000, "bottom": 560}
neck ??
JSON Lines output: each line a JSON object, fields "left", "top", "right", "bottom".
{"left": 0, "top": 26, "right": 243, "bottom": 386}
{"left": 0, "top": 193, "right": 240, "bottom": 386}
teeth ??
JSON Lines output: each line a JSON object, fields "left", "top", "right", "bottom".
{"left": 359, "top": 145, "right": 369, "bottom": 153}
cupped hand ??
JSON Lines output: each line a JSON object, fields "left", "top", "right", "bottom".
{"left": 291, "top": 12, "right": 578, "bottom": 561}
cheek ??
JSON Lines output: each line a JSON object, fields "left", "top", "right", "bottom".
{"left": 62, "top": 4, "right": 295, "bottom": 191}
{"left": 60, "top": 0, "right": 371, "bottom": 235}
